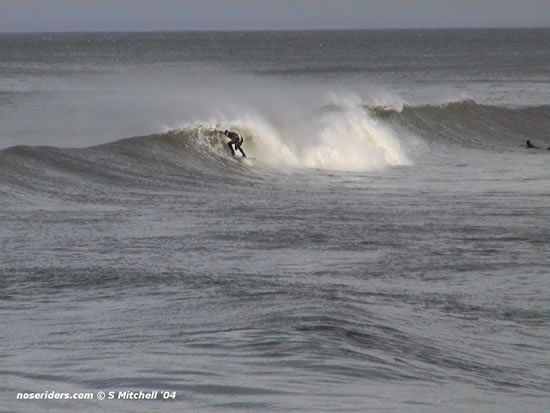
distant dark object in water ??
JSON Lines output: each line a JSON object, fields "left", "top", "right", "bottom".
{"left": 526, "top": 139, "right": 550, "bottom": 150}
{"left": 526, "top": 140, "right": 539, "bottom": 149}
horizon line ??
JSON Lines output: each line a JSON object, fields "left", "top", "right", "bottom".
{"left": 2, "top": 25, "right": 549, "bottom": 34}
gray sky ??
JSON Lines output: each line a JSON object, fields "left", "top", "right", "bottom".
{"left": 1, "top": 0, "right": 549, "bottom": 32}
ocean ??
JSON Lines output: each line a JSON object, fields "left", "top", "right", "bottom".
{"left": 1, "top": 29, "right": 549, "bottom": 412}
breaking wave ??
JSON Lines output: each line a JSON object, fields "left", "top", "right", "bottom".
{"left": 2, "top": 99, "right": 549, "bottom": 200}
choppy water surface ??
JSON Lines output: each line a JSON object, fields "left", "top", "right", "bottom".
{"left": 1, "top": 29, "right": 549, "bottom": 412}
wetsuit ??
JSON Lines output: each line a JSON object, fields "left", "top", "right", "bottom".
{"left": 226, "top": 132, "right": 246, "bottom": 157}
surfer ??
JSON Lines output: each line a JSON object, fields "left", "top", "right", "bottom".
{"left": 222, "top": 130, "right": 247, "bottom": 157}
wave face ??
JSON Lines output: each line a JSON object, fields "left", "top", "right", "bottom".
{"left": 364, "top": 100, "right": 550, "bottom": 150}
{"left": 2, "top": 99, "right": 549, "bottom": 196}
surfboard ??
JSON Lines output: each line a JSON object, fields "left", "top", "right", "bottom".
{"left": 233, "top": 156, "right": 256, "bottom": 160}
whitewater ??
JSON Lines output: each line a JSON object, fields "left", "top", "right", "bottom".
{"left": 1, "top": 29, "right": 549, "bottom": 413}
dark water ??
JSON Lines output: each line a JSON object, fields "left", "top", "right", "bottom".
{"left": 1, "top": 30, "right": 550, "bottom": 412}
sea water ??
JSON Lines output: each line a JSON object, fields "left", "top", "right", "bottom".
{"left": 1, "top": 29, "right": 549, "bottom": 412}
